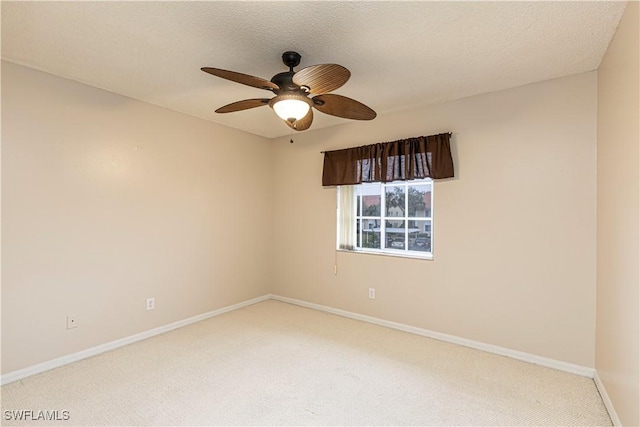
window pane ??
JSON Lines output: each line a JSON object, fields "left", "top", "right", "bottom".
{"left": 385, "top": 185, "right": 405, "bottom": 217}
{"left": 351, "top": 180, "right": 433, "bottom": 257}
{"left": 385, "top": 220, "right": 405, "bottom": 250}
{"left": 361, "top": 185, "right": 381, "bottom": 216}
{"left": 408, "top": 184, "right": 432, "bottom": 218}
{"left": 361, "top": 219, "right": 381, "bottom": 249}
{"left": 408, "top": 220, "right": 431, "bottom": 252}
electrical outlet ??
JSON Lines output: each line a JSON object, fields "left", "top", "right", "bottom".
{"left": 66, "top": 315, "right": 78, "bottom": 329}
{"left": 146, "top": 297, "right": 155, "bottom": 311}
{"left": 368, "top": 288, "right": 376, "bottom": 299}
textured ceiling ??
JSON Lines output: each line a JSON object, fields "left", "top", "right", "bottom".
{"left": 1, "top": 1, "right": 627, "bottom": 139}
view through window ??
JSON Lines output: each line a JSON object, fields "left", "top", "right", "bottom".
{"left": 345, "top": 179, "right": 433, "bottom": 258}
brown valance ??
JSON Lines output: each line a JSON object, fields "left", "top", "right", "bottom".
{"left": 322, "top": 133, "right": 454, "bottom": 186}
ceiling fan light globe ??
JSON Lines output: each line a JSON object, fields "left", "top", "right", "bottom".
{"left": 272, "top": 98, "right": 310, "bottom": 122}
{"left": 269, "top": 92, "right": 312, "bottom": 122}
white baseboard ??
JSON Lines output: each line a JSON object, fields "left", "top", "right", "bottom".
{"left": 270, "top": 294, "right": 595, "bottom": 378}
{"left": 1, "top": 293, "right": 596, "bottom": 387}
{"left": 1, "top": 294, "right": 270, "bottom": 386}
{"left": 594, "top": 370, "right": 622, "bottom": 426}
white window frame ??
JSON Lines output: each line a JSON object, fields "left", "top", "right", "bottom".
{"left": 337, "top": 179, "right": 434, "bottom": 260}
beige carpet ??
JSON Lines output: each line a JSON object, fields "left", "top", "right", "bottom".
{"left": 1, "top": 300, "right": 611, "bottom": 426}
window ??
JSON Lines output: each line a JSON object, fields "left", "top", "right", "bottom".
{"left": 338, "top": 179, "right": 433, "bottom": 259}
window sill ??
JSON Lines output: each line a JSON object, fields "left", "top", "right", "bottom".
{"left": 337, "top": 248, "right": 433, "bottom": 261}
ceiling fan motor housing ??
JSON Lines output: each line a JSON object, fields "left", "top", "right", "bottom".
{"left": 270, "top": 71, "right": 300, "bottom": 93}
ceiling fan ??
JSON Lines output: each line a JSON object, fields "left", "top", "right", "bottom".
{"left": 201, "top": 51, "right": 376, "bottom": 131}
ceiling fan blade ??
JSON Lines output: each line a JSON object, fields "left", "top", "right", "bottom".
{"left": 312, "top": 94, "right": 376, "bottom": 120}
{"left": 202, "top": 67, "right": 279, "bottom": 91}
{"left": 292, "top": 64, "right": 350, "bottom": 95}
{"left": 284, "top": 108, "right": 314, "bottom": 131}
{"left": 215, "top": 99, "right": 270, "bottom": 113}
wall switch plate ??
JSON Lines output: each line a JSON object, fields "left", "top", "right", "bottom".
{"left": 146, "top": 297, "right": 155, "bottom": 311}
{"left": 368, "top": 288, "right": 376, "bottom": 299}
{"left": 66, "top": 315, "right": 78, "bottom": 329}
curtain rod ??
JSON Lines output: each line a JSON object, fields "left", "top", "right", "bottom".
{"left": 319, "top": 132, "right": 453, "bottom": 153}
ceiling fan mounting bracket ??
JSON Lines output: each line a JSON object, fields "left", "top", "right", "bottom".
{"left": 282, "top": 51, "right": 301, "bottom": 71}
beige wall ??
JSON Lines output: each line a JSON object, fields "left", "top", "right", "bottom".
{"left": 1, "top": 61, "right": 272, "bottom": 373}
{"left": 596, "top": 1, "right": 640, "bottom": 425}
{"left": 0, "top": 45, "right": 619, "bottom": 398}
{"left": 272, "top": 72, "right": 598, "bottom": 368}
